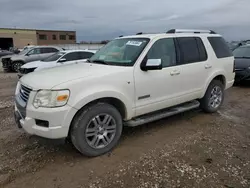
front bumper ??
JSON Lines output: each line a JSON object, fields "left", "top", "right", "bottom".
{"left": 14, "top": 93, "right": 78, "bottom": 139}
{"left": 235, "top": 69, "right": 250, "bottom": 82}
{"left": 1, "top": 58, "right": 12, "bottom": 70}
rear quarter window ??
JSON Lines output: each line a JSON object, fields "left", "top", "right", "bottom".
{"left": 208, "top": 37, "right": 233, "bottom": 58}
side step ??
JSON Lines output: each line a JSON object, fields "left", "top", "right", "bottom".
{"left": 124, "top": 100, "right": 200, "bottom": 127}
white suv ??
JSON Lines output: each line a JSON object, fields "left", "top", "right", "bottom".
{"left": 14, "top": 29, "right": 235, "bottom": 157}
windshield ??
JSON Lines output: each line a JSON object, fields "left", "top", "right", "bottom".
{"left": 42, "top": 51, "right": 66, "bottom": 62}
{"left": 19, "top": 48, "right": 33, "bottom": 55}
{"left": 233, "top": 46, "right": 250, "bottom": 58}
{"left": 89, "top": 38, "right": 150, "bottom": 66}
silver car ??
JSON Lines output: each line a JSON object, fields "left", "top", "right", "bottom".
{"left": 1, "top": 46, "right": 62, "bottom": 72}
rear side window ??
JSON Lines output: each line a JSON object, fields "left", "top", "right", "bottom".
{"left": 208, "top": 37, "right": 233, "bottom": 58}
{"left": 177, "top": 37, "right": 206, "bottom": 64}
{"left": 78, "top": 52, "right": 94, "bottom": 59}
{"left": 41, "top": 48, "right": 59, "bottom": 54}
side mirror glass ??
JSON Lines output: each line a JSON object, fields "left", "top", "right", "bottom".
{"left": 141, "top": 58, "right": 162, "bottom": 71}
{"left": 58, "top": 58, "right": 67, "bottom": 63}
{"left": 146, "top": 59, "right": 161, "bottom": 67}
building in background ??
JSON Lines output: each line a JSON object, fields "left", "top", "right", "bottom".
{"left": 0, "top": 28, "right": 76, "bottom": 50}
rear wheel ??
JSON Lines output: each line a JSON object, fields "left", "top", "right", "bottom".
{"left": 12, "top": 61, "right": 23, "bottom": 72}
{"left": 70, "top": 103, "right": 123, "bottom": 157}
{"left": 200, "top": 80, "right": 224, "bottom": 113}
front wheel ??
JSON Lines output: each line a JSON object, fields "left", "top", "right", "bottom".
{"left": 12, "top": 62, "right": 23, "bottom": 72}
{"left": 70, "top": 103, "right": 123, "bottom": 157}
{"left": 200, "top": 80, "right": 224, "bottom": 113}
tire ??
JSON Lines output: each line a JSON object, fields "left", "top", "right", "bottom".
{"left": 70, "top": 103, "right": 123, "bottom": 157}
{"left": 200, "top": 80, "right": 224, "bottom": 113}
{"left": 12, "top": 61, "right": 23, "bottom": 72}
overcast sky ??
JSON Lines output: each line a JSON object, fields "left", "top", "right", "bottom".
{"left": 0, "top": 0, "right": 249, "bottom": 41}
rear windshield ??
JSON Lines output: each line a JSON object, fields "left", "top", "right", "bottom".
{"left": 208, "top": 37, "right": 233, "bottom": 58}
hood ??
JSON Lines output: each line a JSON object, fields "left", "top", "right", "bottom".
{"left": 20, "top": 63, "right": 128, "bottom": 90}
{"left": 234, "top": 58, "right": 250, "bottom": 69}
{"left": 21, "top": 60, "right": 55, "bottom": 69}
{"left": 1, "top": 54, "right": 16, "bottom": 59}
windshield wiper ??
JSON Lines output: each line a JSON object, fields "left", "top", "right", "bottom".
{"left": 87, "top": 59, "right": 110, "bottom": 65}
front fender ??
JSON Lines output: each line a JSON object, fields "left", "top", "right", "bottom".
{"left": 68, "top": 88, "right": 134, "bottom": 120}
{"left": 201, "top": 70, "right": 226, "bottom": 97}
{"left": 11, "top": 57, "right": 25, "bottom": 63}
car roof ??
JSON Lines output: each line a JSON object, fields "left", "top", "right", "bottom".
{"left": 118, "top": 33, "right": 221, "bottom": 40}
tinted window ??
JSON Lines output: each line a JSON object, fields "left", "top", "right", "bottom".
{"left": 27, "top": 48, "right": 41, "bottom": 55}
{"left": 60, "top": 35, "right": 66, "bottom": 40}
{"left": 41, "top": 48, "right": 58, "bottom": 54}
{"left": 208, "top": 37, "right": 233, "bottom": 58}
{"left": 62, "top": 52, "right": 79, "bottom": 61}
{"left": 196, "top": 38, "right": 207, "bottom": 61}
{"left": 147, "top": 38, "right": 176, "bottom": 68}
{"left": 78, "top": 52, "right": 94, "bottom": 59}
{"left": 39, "top": 34, "right": 47, "bottom": 40}
{"left": 177, "top": 37, "right": 200, "bottom": 64}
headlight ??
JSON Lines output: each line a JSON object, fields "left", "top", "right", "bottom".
{"left": 33, "top": 90, "right": 70, "bottom": 108}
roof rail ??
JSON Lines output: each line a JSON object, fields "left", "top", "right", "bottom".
{"left": 166, "top": 29, "right": 217, "bottom": 34}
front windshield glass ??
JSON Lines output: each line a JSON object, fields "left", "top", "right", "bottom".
{"left": 233, "top": 46, "right": 250, "bottom": 58}
{"left": 42, "top": 52, "right": 66, "bottom": 62}
{"left": 19, "top": 48, "right": 33, "bottom": 55}
{"left": 90, "top": 38, "right": 150, "bottom": 66}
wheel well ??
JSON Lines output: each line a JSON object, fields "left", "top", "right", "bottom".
{"left": 12, "top": 60, "right": 24, "bottom": 65}
{"left": 213, "top": 75, "right": 226, "bottom": 88}
{"left": 67, "top": 97, "right": 127, "bottom": 139}
{"left": 83, "top": 97, "right": 127, "bottom": 119}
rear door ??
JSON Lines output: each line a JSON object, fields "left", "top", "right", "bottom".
{"left": 174, "top": 37, "right": 209, "bottom": 100}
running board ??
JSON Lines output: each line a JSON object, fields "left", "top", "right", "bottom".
{"left": 124, "top": 100, "right": 200, "bottom": 127}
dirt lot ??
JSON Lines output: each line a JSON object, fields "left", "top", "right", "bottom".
{"left": 0, "top": 71, "right": 250, "bottom": 188}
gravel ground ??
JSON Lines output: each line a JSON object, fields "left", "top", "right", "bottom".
{"left": 0, "top": 71, "right": 249, "bottom": 188}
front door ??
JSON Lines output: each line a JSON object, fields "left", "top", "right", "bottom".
{"left": 25, "top": 48, "right": 41, "bottom": 62}
{"left": 134, "top": 38, "right": 183, "bottom": 116}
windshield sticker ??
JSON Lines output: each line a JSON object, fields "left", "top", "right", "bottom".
{"left": 126, "top": 41, "right": 143, "bottom": 46}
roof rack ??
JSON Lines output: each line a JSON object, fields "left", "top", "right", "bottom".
{"left": 166, "top": 29, "right": 217, "bottom": 34}
{"left": 136, "top": 32, "right": 143, "bottom": 35}
{"left": 119, "top": 35, "right": 123, "bottom": 37}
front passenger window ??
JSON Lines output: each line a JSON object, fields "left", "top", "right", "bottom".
{"left": 27, "top": 48, "right": 41, "bottom": 55}
{"left": 147, "top": 38, "right": 176, "bottom": 68}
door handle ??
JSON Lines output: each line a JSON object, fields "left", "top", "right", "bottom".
{"left": 170, "top": 70, "right": 180, "bottom": 76}
{"left": 205, "top": 64, "right": 212, "bottom": 69}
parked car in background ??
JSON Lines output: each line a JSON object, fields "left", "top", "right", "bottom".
{"left": 0, "top": 49, "right": 14, "bottom": 58}
{"left": 233, "top": 44, "right": 250, "bottom": 83}
{"left": 1, "top": 46, "right": 61, "bottom": 72}
{"left": 18, "top": 49, "right": 96, "bottom": 78}
{"left": 14, "top": 29, "right": 234, "bottom": 157}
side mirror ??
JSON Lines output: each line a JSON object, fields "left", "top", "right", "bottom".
{"left": 141, "top": 57, "right": 162, "bottom": 71}
{"left": 25, "top": 53, "right": 30, "bottom": 56}
{"left": 58, "top": 58, "right": 67, "bottom": 63}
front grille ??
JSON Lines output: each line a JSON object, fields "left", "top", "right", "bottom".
{"left": 1, "top": 58, "right": 11, "bottom": 68}
{"left": 19, "top": 84, "right": 32, "bottom": 103}
{"left": 19, "top": 68, "right": 36, "bottom": 75}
